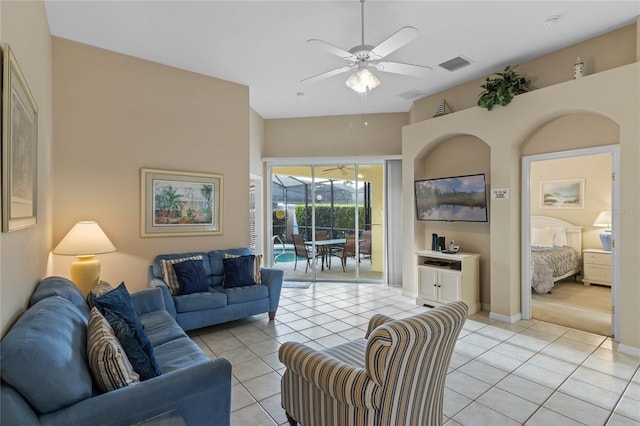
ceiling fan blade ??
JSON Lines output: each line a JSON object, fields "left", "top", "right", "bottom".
{"left": 376, "top": 61, "right": 432, "bottom": 78}
{"left": 300, "top": 65, "right": 355, "bottom": 84}
{"left": 371, "top": 26, "right": 419, "bottom": 59}
{"left": 308, "top": 39, "right": 356, "bottom": 60}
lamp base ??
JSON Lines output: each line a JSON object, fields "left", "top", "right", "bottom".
{"left": 70, "top": 255, "right": 101, "bottom": 296}
{"left": 599, "top": 230, "right": 612, "bottom": 252}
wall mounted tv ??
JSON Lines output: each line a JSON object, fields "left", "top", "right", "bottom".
{"left": 414, "top": 173, "right": 488, "bottom": 222}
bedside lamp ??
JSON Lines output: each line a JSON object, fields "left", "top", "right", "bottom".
{"left": 54, "top": 221, "right": 116, "bottom": 295}
{"left": 593, "top": 210, "right": 612, "bottom": 251}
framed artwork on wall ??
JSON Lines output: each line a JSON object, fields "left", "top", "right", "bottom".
{"left": 140, "top": 168, "right": 223, "bottom": 237}
{"left": 540, "top": 179, "right": 584, "bottom": 209}
{"left": 2, "top": 44, "right": 39, "bottom": 232}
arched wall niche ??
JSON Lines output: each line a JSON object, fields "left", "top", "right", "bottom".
{"left": 414, "top": 135, "right": 492, "bottom": 308}
{"left": 402, "top": 63, "right": 639, "bottom": 351}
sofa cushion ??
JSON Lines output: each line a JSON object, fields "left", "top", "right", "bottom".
{"left": 29, "top": 276, "right": 90, "bottom": 318}
{"left": 153, "top": 336, "right": 211, "bottom": 374}
{"left": 174, "top": 290, "right": 228, "bottom": 313}
{"left": 217, "top": 284, "right": 269, "bottom": 305}
{"left": 139, "top": 310, "right": 190, "bottom": 347}
{"left": 87, "top": 307, "right": 140, "bottom": 392}
{"left": 0, "top": 297, "right": 93, "bottom": 414}
{"left": 223, "top": 255, "right": 257, "bottom": 288}
{"left": 159, "top": 255, "right": 205, "bottom": 295}
{"left": 223, "top": 253, "right": 262, "bottom": 284}
{"left": 173, "top": 259, "right": 210, "bottom": 295}
{"left": 94, "top": 283, "right": 161, "bottom": 380}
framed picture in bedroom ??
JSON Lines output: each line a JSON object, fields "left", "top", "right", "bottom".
{"left": 2, "top": 44, "right": 39, "bottom": 232}
{"left": 540, "top": 179, "right": 584, "bottom": 209}
{"left": 140, "top": 168, "right": 223, "bottom": 237}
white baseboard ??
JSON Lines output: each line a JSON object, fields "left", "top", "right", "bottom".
{"left": 617, "top": 343, "right": 640, "bottom": 358}
{"left": 403, "top": 289, "right": 418, "bottom": 300}
{"left": 489, "top": 311, "right": 522, "bottom": 324}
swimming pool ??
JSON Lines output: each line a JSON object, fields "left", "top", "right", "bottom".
{"left": 274, "top": 249, "right": 298, "bottom": 263}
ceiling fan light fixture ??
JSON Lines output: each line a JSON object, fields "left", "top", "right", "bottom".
{"left": 345, "top": 68, "right": 380, "bottom": 93}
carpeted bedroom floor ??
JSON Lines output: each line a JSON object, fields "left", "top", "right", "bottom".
{"left": 531, "top": 278, "right": 612, "bottom": 336}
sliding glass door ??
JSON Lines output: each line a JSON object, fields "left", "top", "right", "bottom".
{"left": 269, "top": 163, "right": 384, "bottom": 283}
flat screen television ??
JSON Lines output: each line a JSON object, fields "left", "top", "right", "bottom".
{"left": 414, "top": 173, "right": 488, "bottom": 222}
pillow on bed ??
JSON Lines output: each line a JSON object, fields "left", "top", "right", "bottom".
{"left": 551, "top": 227, "right": 567, "bottom": 247}
{"left": 531, "top": 227, "right": 555, "bottom": 247}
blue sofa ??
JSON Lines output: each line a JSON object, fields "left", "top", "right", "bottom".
{"left": 0, "top": 277, "right": 232, "bottom": 426}
{"left": 148, "top": 248, "right": 284, "bottom": 331}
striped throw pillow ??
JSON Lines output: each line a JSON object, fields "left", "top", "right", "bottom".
{"left": 223, "top": 253, "right": 262, "bottom": 284}
{"left": 87, "top": 307, "right": 140, "bottom": 393}
{"left": 86, "top": 280, "right": 114, "bottom": 308}
{"left": 159, "top": 255, "right": 204, "bottom": 295}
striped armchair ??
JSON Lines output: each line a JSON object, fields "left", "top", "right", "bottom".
{"left": 278, "top": 301, "right": 468, "bottom": 426}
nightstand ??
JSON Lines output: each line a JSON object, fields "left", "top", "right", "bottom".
{"left": 582, "top": 248, "right": 611, "bottom": 286}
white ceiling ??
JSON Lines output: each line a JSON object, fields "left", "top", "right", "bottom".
{"left": 44, "top": 1, "right": 639, "bottom": 119}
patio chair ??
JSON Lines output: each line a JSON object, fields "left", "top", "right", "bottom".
{"left": 291, "top": 234, "right": 322, "bottom": 273}
{"left": 315, "top": 230, "right": 340, "bottom": 269}
{"left": 339, "top": 233, "right": 357, "bottom": 272}
{"left": 359, "top": 230, "right": 372, "bottom": 263}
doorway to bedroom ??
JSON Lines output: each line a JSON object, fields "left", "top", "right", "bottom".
{"left": 522, "top": 146, "right": 618, "bottom": 337}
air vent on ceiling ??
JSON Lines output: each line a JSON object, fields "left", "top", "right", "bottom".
{"left": 439, "top": 56, "right": 472, "bottom": 72}
{"left": 398, "top": 89, "right": 424, "bottom": 100}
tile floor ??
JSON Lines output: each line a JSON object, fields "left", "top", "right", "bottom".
{"left": 187, "top": 282, "right": 640, "bottom": 426}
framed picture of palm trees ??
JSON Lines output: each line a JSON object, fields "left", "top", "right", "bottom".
{"left": 140, "top": 168, "right": 223, "bottom": 237}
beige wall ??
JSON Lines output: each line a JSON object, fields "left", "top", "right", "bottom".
{"left": 51, "top": 38, "right": 251, "bottom": 293}
{"left": 409, "top": 24, "right": 637, "bottom": 124}
{"left": 417, "top": 136, "right": 491, "bottom": 307}
{"left": 264, "top": 112, "right": 408, "bottom": 158}
{"left": 403, "top": 62, "right": 640, "bottom": 351}
{"left": 530, "top": 154, "right": 612, "bottom": 250}
{"left": 0, "top": 1, "right": 53, "bottom": 336}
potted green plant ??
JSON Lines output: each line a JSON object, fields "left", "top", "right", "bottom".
{"left": 478, "top": 66, "right": 531, "bottom": 110}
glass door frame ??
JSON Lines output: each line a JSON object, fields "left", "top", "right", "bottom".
{"left": 266, "top": 160, "right": 385, "bottom": 283}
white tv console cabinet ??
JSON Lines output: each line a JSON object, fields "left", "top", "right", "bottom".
{"left": 415, "top": 250, "right": 480, "bottom": 315}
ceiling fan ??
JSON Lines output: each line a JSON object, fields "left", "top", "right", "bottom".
{"left": 322, "top": 165, "right": 353, "bottom": 175}
{"left": 301, "top": 0, "right": 432, "bottom": 93}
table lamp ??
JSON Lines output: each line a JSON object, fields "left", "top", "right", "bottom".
{"left": 53, "top": 221, "right": 116, "bottom": 295}
{"left": 593, "top": 210, "right": 612, "bottom": 251}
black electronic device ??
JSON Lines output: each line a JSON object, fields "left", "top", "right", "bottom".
{"left": 424, "top": 260, "right": 449, "bottom": 266}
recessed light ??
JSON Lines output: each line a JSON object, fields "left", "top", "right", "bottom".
{"left": 542, "top": 15, "right": 559, "bottom": 28}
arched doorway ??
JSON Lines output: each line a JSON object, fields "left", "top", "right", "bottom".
{"left": 520, "top": 113, "right": 620, "bottom": 337}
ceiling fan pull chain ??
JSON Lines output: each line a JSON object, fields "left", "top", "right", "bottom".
{"left": 360, "top": 0, "right": 366, "bottom": 46}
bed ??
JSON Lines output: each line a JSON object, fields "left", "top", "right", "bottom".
{"left": 530, "top": 216, "right": 582, "bottom": 294}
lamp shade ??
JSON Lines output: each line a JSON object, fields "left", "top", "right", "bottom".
{"left": 54, "top": 221, "right": 116, "bottom": 256}
{"left": 345, "top": 68, "right": 380, "bottom": 93}
{"left": 593, "top": 211, "right": 611, "bottom": 228}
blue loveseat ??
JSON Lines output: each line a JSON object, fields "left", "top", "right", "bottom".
{"left": 148, "top": 248, "right": 284, "bottom": 331}
{"left": 0, "top": 277, "right": 232, "bottom": 426}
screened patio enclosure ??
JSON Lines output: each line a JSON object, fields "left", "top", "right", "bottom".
{"left": 269, "top": 164, "right": 384, "bottom": 283}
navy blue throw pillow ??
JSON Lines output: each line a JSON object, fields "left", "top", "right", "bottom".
{"left": 173, "top": 259, "right": 209, "bottom": 295}
{"left": 93, "top": 283, "right": 161, "bottom": 380}
{"left": 223, "top": 255, "right": 256, "bottom": 288}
